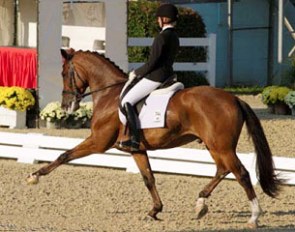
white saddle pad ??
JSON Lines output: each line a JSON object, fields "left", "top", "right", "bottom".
{"left": 119, "top": 82, "right": 184, "bottom": 129}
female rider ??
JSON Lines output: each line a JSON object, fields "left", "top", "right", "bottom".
{"left": 118, "top": 3, "right": 179, "bottom": 152}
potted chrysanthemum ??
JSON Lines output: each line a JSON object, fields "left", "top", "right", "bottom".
{"left": 39, "top": 101, "right": 67, "bottom": 128}
{"left": 261, "top": 86, "right": 291, "bottom": 115}
{"left": 0, "top": 86, "right": 35, "bottom": 128}
{"left": 65, "top": 102, "right": 93, "bottom": 128}
{"left": 284, "top": 90, "right": 295, "bottom": 115}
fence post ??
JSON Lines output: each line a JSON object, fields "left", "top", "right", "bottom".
{"left": 207, "top": 34, "right": 216, "bottom": 87}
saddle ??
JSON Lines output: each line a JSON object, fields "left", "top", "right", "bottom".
{"left": 119, "top": 74, "right": 178, "bottom": 115}
{"left": 119, "top": 74, "right": 184, "bottom": 129}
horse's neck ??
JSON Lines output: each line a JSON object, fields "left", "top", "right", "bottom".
{"left": 86, "top": 56, "right": 126, "bottom": 89}
{"left": 78, "top": 53, "right": 126, "bottom": 107}
{"left": 88, "top": 70, "right": 126, "bottom": 109}
{"left": 91, "top": 84, "right": 124, "bottom": 116}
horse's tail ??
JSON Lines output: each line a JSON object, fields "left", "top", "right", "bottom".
{"left": 236, "top": 98, "right": 281, "bottom": 198}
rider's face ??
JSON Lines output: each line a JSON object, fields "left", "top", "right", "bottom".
{"left": 157, "top": 17, "right": 163, "bottom": 28}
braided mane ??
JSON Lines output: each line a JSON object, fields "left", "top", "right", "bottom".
{"left": 76, "top": 50, "right": 127, "bottom": 77}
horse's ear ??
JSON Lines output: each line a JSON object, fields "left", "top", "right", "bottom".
{"left": 60, "top": 48, "right": 74, "bottom": 61}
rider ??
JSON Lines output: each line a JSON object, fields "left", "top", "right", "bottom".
{"left": 118, "top": 3, "right": 180, "bottom": 152}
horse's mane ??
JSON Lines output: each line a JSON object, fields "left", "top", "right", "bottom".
{"left": 76, "top": 50, "right": 127, "bottom": 77}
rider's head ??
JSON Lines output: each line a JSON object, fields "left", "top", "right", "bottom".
{"left": 156, "top": 3, "right": 178, "bottom": 28}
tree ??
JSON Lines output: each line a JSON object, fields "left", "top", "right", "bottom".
{"left": 128, "top": 1, "right": 209, "bottom": 87}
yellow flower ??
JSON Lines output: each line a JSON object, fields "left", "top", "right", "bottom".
{"left": 0, "top": 87, "right": 35, "bottom": 111}
{"left": 262, "top": 86, "right": 291, "bottom": 105}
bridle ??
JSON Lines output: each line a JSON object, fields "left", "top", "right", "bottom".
{"left": 62, "top": 60, "right": 126, "bottom": 101}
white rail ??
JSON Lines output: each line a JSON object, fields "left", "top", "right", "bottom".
{"left": 0, "top": 131, "right": 294, "bottom": 185}
{"left": 128, "top": 34, "right": 216, "bottom": 86}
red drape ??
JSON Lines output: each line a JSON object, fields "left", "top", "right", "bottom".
{"left": 0, "top": 47, "right": 37, "bottom": 89}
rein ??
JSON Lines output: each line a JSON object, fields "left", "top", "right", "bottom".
{"left": 78, "top": 82, "right": 126, "bottom": 99}
{"left": 62, "top": 61, "right": 126, "bottom": 100}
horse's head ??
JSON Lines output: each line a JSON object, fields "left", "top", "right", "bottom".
{"left": 60, "top": 49, "right": 88, "bottom": 113}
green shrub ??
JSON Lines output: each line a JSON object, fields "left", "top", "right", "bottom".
{"left": 284, "top": 90, "right": 295, "bottom": 108}
{"left": 223, "top": 86, "right": 264, "bottom": 95}
{"left": 261, "top": 86, "right": 292, "bottom": 105}
{"left": 128, "top": 1, "right": 208, "bottom": 87}
{"left": 176, "top": 71, "right": 209, "bottom": 88}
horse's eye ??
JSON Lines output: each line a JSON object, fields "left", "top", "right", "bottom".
{"left": 61, "top": 72, "right": 66, "bottom": 79}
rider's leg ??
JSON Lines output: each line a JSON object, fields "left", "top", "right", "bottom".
{"left": 119, "top": 78, "right": 161, "bottom": 151}
{"left": 121, "top": 78, "right": 161, "bottom": 105}
{"left": 120, "top": 102, "right": 140, "bottom": 151}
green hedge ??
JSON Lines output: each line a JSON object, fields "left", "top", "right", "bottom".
{"left": 128, "top": 1, "right": 209, "bottom": 87}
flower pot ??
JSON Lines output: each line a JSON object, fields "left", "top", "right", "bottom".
{"left": 64, "top": 119, "right": 83, "bottom": 129}
{"left": 45, "top": 120, "right": 61, "bottom": 129}
{"left": 291, "top": 106, "right": 295, "bottom": 116}
{"left": 0, "top": 106, "right": 26, "bottom": 128}
{"left": 267, "top": 104, "right": 275, "bottom": 113}
{"left": 83, "top": 119, "right": 91, "bottom": 128}
{"left": 273, "top": 101, "right": 290, "bottom": 115}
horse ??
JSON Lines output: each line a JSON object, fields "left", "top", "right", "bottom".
{"left": 27, "top": 49, "right": 281, "bottom": 229}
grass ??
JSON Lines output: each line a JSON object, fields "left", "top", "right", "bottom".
{"left": 223, "top": 86, "right": 263, "bottom": 95}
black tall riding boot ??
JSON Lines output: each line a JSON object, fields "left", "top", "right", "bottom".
{"left": 119, "top": 103, "right": 140, "bottom": 152}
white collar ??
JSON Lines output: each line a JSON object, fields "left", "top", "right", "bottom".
{"left": 161, "top": 25, "right": 174, "bottom": 32}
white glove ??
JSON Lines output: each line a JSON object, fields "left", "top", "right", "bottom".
{"left": 128, "top": 70, "right": 137, "bottom": 81}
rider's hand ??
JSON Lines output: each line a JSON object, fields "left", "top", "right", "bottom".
{"left": 128, "top": 70, "right": 136, "bottom": 81}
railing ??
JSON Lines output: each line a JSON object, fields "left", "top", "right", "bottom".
{"left": 0, "top": 131, "right": 294, "bottom": 185}
{"left": 284, "top": 0, "right": 295, "bottom": 57}
{"left": 128, "top": 33, "right": 217, "bottom": 86}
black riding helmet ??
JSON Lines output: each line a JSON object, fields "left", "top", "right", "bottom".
{"left": 156, "top": 3, "right": 178, "bottom": 22}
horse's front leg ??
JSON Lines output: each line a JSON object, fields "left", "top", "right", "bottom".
{"left": 132, "top": 151, "right": 163, "bottom": 220}
{"left": 27, "top": 136, "right": 97, "bottom": 184}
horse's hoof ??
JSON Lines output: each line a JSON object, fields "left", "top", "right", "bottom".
{"left": 145, "top": 215, "right": 155, "bottom": 222}
{"left": 195, "top": 203, "right": 208, "bottom": 219}
{"left": 247, "top": 221, "right": 258, "bottom": 229}
{"left": 27, "top": 174, "right": 39, "bottom": 185}
{"left": 144, "top": 214, "right": 162, "bottom": 222}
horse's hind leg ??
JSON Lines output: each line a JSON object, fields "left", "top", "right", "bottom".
{"left": 27, "top": 137, "right": 96, "bottom": 184}
{"left": 131, "top": 151, "right": 163, "bottom": 220}
{"left": 197, "top": 149, "right": 262, "bottom": 228}
{"left": 223, "top": 151, "right": 262, "bottom": 229}
{"left": 195, "top": 152, "right": 230, "bottom": 219}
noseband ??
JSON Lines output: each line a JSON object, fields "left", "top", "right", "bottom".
{"left": 62, "top": 61, "right": 126, "bottom": 100}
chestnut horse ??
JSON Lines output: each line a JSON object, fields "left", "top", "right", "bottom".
{"left": 27, "top": 49, "right": 281, "bottom": 228}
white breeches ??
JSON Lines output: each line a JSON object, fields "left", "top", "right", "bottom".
{"left": 121, "top": 78, "right": 161, "bottom": 106}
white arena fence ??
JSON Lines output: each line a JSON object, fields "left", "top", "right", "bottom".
{"left": 0, "top": 131, "right": 294, "bottom": 186}
{"left": 128, "top": 34, "right": 216, "bottom": 86}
